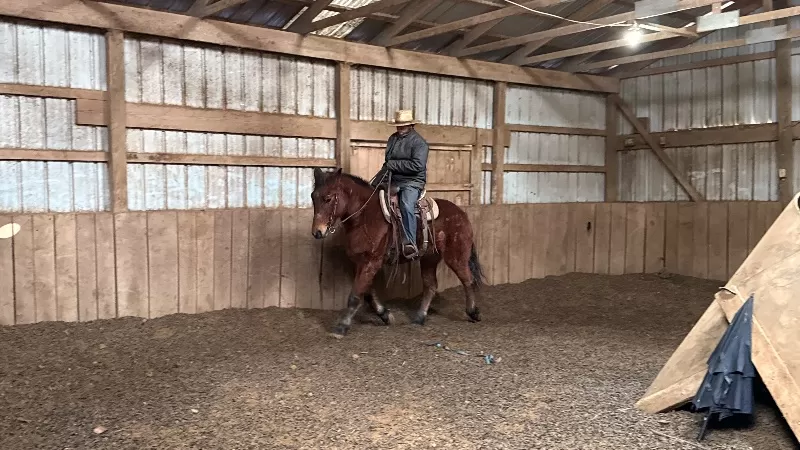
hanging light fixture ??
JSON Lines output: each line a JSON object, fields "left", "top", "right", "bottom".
{"left": 624, "top": 21, "right": 644, "bottom": 47}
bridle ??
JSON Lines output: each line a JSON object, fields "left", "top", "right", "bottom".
{"left": 321, "top": 170, "right": 388, "bottom": 237}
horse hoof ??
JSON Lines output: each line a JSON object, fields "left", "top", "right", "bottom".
{"left": 379, "top": 309, "right": 395, "bottom": 326}
{"left": 329, "top": 324, "right": 349, "bottom": 338}
{"left": 411, "top": 312, "right": 427, "bottom": 326}
{"left": 467, "top": 307, "right": 481, "bottom": 322}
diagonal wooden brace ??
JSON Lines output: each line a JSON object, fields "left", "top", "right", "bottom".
{"left": 609, "top": 94, "right": 703, "bottom": 202}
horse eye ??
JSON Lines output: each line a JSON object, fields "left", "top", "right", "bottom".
{"left": 324, "top": 196, "right": 332, "bottom": 203}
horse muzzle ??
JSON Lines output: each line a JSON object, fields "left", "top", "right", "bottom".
{"left": 312, "top": 225, "right": 330, "bottom": 239}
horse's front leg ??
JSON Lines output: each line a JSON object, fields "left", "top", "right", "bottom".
{"left": 331, "top": 259, "right": 382, "bottom": 337}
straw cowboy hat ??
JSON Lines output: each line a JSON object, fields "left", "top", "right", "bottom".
{"left": 388, "top": 109, "right": 419, "bottom": 126}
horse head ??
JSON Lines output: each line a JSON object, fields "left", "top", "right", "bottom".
{"left": 311, "top": 167, "right": 345, "bottom": 239}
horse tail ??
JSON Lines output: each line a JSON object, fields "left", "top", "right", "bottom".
{"left": 468, "top": 242, "right": 487, "bottom": 290}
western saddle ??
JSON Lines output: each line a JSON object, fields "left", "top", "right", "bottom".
{"left": 378, "top": 186, "right": 440, "bottom": 260}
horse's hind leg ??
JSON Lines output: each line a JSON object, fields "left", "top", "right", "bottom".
{"left": 443, "top": 248, "right": 481, "bottom": 323}
{"left": 412, "top": 255, "right": 440, "bottom": 325}
{"left": 364, "top": 289, "right": 394, "bottom": 325}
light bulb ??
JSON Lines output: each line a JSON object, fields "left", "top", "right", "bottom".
{"left": 624, "top": 23, "right": 644, "bottom": 47}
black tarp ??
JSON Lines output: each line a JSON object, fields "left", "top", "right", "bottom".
{"left": 691, "top": 294, "right": 756, "bottom": 440}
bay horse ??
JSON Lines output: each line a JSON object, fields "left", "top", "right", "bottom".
{"left": 311, "top": 167, "right": 486, "bottom": 337}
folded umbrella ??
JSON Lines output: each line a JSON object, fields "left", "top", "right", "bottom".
{"left": 691, "top": 294, "right": 756, "bottom": 441}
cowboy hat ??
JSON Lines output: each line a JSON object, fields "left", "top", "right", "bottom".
{"left": 388, "top": 109, "right": 419, "bottom": 126}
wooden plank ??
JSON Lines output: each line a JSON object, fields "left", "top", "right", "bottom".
{"left": 265, "top": 210, "right": 283, "bottom": 308}
{"left": 727, "top": 202, "right": 750, "bottom": 279}
{"left": 505, "top": 124, "right": 606, "bottom": 136}
{"left": 446, "top": 18, "right": 503, "bottom": 56}
{"left": 294, "top": 209, "right": 313, "bottom": 309}
{"left": 482, "top": 163, "right": 605, "bottom": 173}
{"left": 281, "top": 209, "right": 298, "bottom": 308}
{"left": 106, "top": 30, "right": 128, "bottom": 213}
{"left": 619, "top": 51, "right": 776, "bottom": 78}
{"left": 12, "top": 215, "right": 35, "bottom": 324}
{"left": 470, "top": 132, "right": 483, "bottom": 205}
{"left": 565, "top": 204, "right": 577, "bottom": 274}
{"left": 692, "top": 202, "right": 709, "bottom": 279}
{"left": 285, "top": 0, "right": 335, "bottom": 33}
{"left": 336, "top": 63, "right": 351, "bottom": 172}
{"left": 213, "top": 210, "right": 233, "bottom": 311}
{"left": 305, "top": 0, "right": 413, "bottom": 34}
{"left": 0, "top": 149, "right": 107, "bottom": 162}
{"left": 776, "top": 36, "right": 794, "bottom": 205}
{"left": 491, "top": 205, "right": 510, "bottom": 285}
{"left": 188, "top": 0, "right": 248, "bottom": 17}
{"left": 625, "top": 204, "right": 646, "bottom": 274}
{"left": 352, "top": 122, "right": 490, "bottom": 146}
{"left": 508, "top": 205, "right": 527, "bottom": 283}
{"left": 0, "top": 82, "right": 105, "bottom": 100}
{"left": 609, "top": 203, "right": 627, "bottom": 275}
{"left": 481, "top": 205, "right": 497, "bottom": 284}
{"left": 33, "top": 215, "right": 57, "bottom": 323}
{"left": 593, "top": 204, "right": 612, "bottom": 274}
{"left": 677, "top": 203, "right": 695, "bottom": 277}
{"left": 195, "top": 211, "right": 215, "bottom": 313}
{"left": 707, "top": 202, "right": 729, "bottom": 281}
{"left": 0, "top": 0, "right": 619, "bottom": 93}
{"left": 491, "top": 82, "right": 506, "bottom": 204}
{"left": 543, "top": 204, "right": 568, "bottom": 276}
{"left": 114, "top": 212, "right": 149, "bottom": 318}
{"left": 372, "top": 0, "right": 439, "bottom": 46}
{"left": 247, "top": 210, "right": 268, "bottom": 309}
{"left": 663, "top": 203, "right": 679, "bottom": 274}
{"left": 75, "top": 215, "right": 98, "bottom": 322}
{"left": 54, "top": 214, "right": 78, "bottom": 322}
{"left": 644, "top": 203, "right": 666, "bottom": 273}
{"left": 95, "top": 213, "right": 116, "bottom": 320}
{"left": 611, "top": 94, "right": 703, "bottom": 201}
{"left": 230, "top": 210, "right": 250, "bottom": 310}
{"left": 573, "top": 203, "right": 596, "bottom": 273}
{"left": 177, "top": 212, "right": 198, "bottom": 314}
{"left": 605, "top": 96, "right": 618, "bottom": 201}
{"left": 126, "top": 152, "right": 336, "bottom": 168}
{"left": 0, "top": 215, "right": 15, "bottom": 325}
{"left": 147, "top": 212, "right": 179, "bottom": 318}
{"left": 78, "top": 99, "right": 338, "bottom": 139}
{"left": 616, "top": 123, "right": 779, "bottom": 150}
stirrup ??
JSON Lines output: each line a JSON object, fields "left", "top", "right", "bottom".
{"left": 403, "top": 243, "right": 419, "bottom": 259}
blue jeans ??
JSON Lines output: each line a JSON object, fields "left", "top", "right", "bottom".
{"left": 398, "top": 186, "right": 421, "bottom": 246}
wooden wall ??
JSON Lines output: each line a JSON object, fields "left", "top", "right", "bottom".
{"left": 0, "top": 201, "right": 781, "bottom": 326}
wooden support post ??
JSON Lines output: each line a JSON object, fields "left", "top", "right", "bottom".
{"left": 106, "top": 29, "right": 128, "bottom": 212}
{"left": 491, "top": 82, "right": 506, "bottom": 204}
{"left": 470, "top": 129, "right": 484, "bottom": 205}
{"left": 776, "top": 9, "right": 793, "bottom": 205}
{"left": 336, "top": 62, "right": 351, "bottom": 173}
{"left": 605, "top": 95, "right": 618, "bottom": 201}
{"left": 610, "top": 94, "right": 704, "bottom": 202}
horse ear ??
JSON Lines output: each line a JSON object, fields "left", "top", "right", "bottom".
{"left": 334, "top": 168, "right": 343, "bottom": 176}
{"left": 313, "top": 167, "right": 325, "bottom": 187}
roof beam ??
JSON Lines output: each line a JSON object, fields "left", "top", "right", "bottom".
{"left": 303, "top": 0, "right": 413, "bottom": 34}
{"left": 8, "top": 0, "right": 618, "bottom": 93}
{"left": 285, "top": 0, "right": 335, "bottom": 34}
{"left": 389, "top": 0, "right": 571, "bottom": 47}
{"left": 458, "top": 0, "right": 731, "bottom": 57}
{"left": 187, "top": 0, "right": 248, "bottom": 17}
{"left": 372, "top": 0, "right": 440, "bottom": 46}
{"left": 579, "top": 25, "right": 800, "bottom": 70}
{"left": 443, "top": 18, "right": 504, "bottom": 55}
{"left": 501, "top": 0, "right": 617, "bottom": 64}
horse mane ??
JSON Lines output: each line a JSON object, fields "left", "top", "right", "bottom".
{"left": 340, "top": 173, "right": 373, "bottom": 190}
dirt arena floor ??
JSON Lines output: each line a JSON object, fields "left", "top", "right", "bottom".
{"left": 0, "top": 273, "right": 797, "bottom": 450}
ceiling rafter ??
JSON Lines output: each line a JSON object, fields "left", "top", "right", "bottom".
{"left": 583, "top": 2, "right": 800, "bottom": 71}
{"left": 301, "top": 0, "right": 413, "bottom": 35}
{"left": 388, "top": 0, "right": 570, "bottom": 47}
{"left": 285, "top": 0, "right": 335, "bottom": 33}
{"left": 457, "top": 0, "right": 730, "bottom": 58}
{"left": 187, "top": 0, "right": 249, "bottom": 17}
{"left": 443, "top": 18, "right": 504, "bottom": 55}
{"left": 372, "top": 0, "right": 440, "bottom": 46}
{"left": 501, "top": 0, "right": 617, "bottom": 64}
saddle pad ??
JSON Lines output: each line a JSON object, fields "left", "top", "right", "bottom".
{"left": 379, "top": 189, "right": 439, "bottom": 223}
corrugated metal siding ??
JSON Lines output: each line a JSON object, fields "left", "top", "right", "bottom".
{"left": 0, "top": 20, "right": 109, "bottom": 213}
{"left": 351, "top": 67, "right": 493, "bottom": 128}
{"left": 503, "top": 85, "right": 605, "bottom": 203}
{"left": 618, "top": 144, "right": 777, "bottom": 202}
{"left": 619, "top": 60, "right": 776, "bottom": 134}
{"left": 124, "top": 37, "right": 335, "bottom": 117}
{"left": 505, "top": 85, "right": 605, "bottom": 128}
{"left": 503, "top": 133, "right": 604, "bottom": 203}
{"left": 124, "top": 35, "right": 337, "bottom": 210}
{"left": 126, "top": 130, "right": 334, "bottom": 210}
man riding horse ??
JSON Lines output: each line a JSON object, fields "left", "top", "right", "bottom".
{"left": 370, "top": 109, "right": 429, "bottom": 260}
